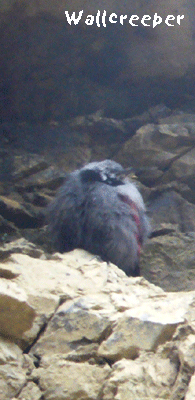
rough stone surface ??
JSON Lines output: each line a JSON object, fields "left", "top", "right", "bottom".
{"left": 0, "top": 249, "right": 195, "bottom": 399}
{"left": 179, "top": 334, "right": 195, "bottom": 369}
{"left": 32, "top": 298, "right": 111, "bottom": 358}
{"left": 185, "top": 374, "right": 195, "bottom": 400}
{"left": 17, "top": 382, "right": 42, "bottom": 400}
{"left": 102, "top": 350, "right": 179, "bottom": 400}
{"left": 0, "top": 195, "right": 40, "bottom": 229}
{"left": 0, "top": 278, "right": 35, "bottom": 339}
{"left": 116, "top": 118, "right": 195, "bottom": 188}
{"left": 149, "top": 191, "right": 195, "bottom": 233}
{"left": 141, "top": 232, "right": 195, "bottom": 292}
{"left": 0, "top": 238, "right": 45, "bottom": 261}
{"left": 98, "top": 317, "right": 178, "bottom": 361}
{"left": 2, "top": 96, "right": 195, "bottom": 400}
{"left": 0, "top": 337, "right": 31, "bottom": 400}
{"left": 37, "top": 357, "right": 110, "bottom": 400}
{"left": 1, "top": 1, "right": 195, "bottom": 121}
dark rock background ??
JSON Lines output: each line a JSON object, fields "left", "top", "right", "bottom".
{"left": 1, "top": 0, "right": 195, "bottom": 121}
{"left": 1, "top": 0, "right": 195, "bottom": 292}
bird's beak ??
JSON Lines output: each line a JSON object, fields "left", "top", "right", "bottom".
{"left": 117, "top": 167, "right": 137, "bottom": 180}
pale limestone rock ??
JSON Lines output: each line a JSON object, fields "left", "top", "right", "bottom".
{"left": 179, "top": 334, "right": 195, "bottom": 368}
{"left": 98, "top": 291, "right": 194, "bottom": 361}
{"left": 0, "top": 278, "right": 35, "bottom": 339}
{"left": 31, "top": 297, "right": 111, "bottom": 358}
{"left": 102, "top": 352, "right": 178, "bottom": 400}
{"left": 0, "top": 337, "right": 23, "bottom": 364}
{"left": 10, "top": 251, "right": 100, "bottom": 345}
{"left": 0, "top": 238, "right": 45, "bottom": 260}
{"left": 125, "top": 291, "right": 194, "bottom": 324}
{"left": 0, "top": 260, "right": 20, "bottom": 279}
{"left": 2, "top": 249, "right": 195, "bottom": 399}
{"left": 21, "top": 292, "right": 59, "bottom": 346}
{"left": 98, "top": 317, "right": 177, "bottom": 360}
{"left": 37, "top": 356, "right": 110, "bottom": 400}
{"left": 2, "top": 250, "right": 114, "bottom": 346}
{"left": 11, "top": 251, "right": 109, "bottom": 300}
{"left": 17, "top": 382, "right": 42, "bottom": 400}
{"left": 185, "top": 374, "right": 195, "bottom": 400}
{"left": 0, "top": 338, "right": 27, "bottom": 400}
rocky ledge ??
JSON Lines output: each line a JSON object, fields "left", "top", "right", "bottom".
{"left": 0, "top": 247, "right": 195, "bottom": 400}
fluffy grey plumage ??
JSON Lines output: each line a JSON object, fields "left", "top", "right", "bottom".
{"left": 47, "top": 160, "right": 150, "bottom": 276}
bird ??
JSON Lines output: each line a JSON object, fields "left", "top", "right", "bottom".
{"left": 47, "top": 159, "right": 150, "bottom": 276}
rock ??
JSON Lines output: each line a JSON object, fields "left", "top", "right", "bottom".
{"left": 149, "top": 190, "right": 195, "bottom": 233}
{"left": 0, "top": 215, "right": 20, "bottom": 248}
{"left": 15, "top": 166, "right": 65, "bottom": 192}
{"left": 115, "top": 122, "right": 195, "bottom": 189}
{"left": 0, "top": 337, "right": 30, "bottom": 399}
{"left": 12, "top": 153, "right": 48, "bottom": 182}
{"left": 0, "top": 195, "right": 42, "bottom": 229}
{"left": 170, "top": 149, "right": 195, "bottom": 186}
{"left": 141, "top": 232, "right": 195, "bottom": 291}
{"left": 159, "top": 113, "right": 195, "bottom": 126}
{"left": 0, "top": 279, "right": 35, "bottom": 339}
{"left": 149, "top": 180, "right": 194, "bottom": 205}
{"left": 3, "top": 250, "right": 114, "bottom": 347}
{"left": 0, "top": 249, "right": 195, "bottom": 399}
{"left": 32, "top": 297, "right": 111, "bottom": 359}
{"left": 69, "top": 114, "right": 128, "bottom": 160}
{"left": 98, "top": 291, "right": 193, "bottom": 361}
{"left": 37, "top": 357, "right": 110, "bottom": 400}
{"left": 185, "top": 374, "right": 195, "bottom": 400}
{"left": 98, "top": 317, "right": 177, "bottom": 360}
{"left": 1, "top": 1, "right": 195, "bottom": 121}
{"left": 17, "top": 382, "right": 42, "bottom": 400}
{"left": 115, "top": 123, "right": 174, "bottom": 175}
{"left": 179, "top": 334, "right": 195, "bottom": 369}
{"left": 0, "top": 238, "right": 45, "bottom": 261}
{"left": 0, "top": 260, "right": 20, "bottom": 279}
{"left": 102, "top": 349, "right": 179, "bottom": 400}
{"left": 98, "top": 317, "right": 176, "bottom": 361}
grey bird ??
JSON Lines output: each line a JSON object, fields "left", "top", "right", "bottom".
{"left": 47, "top": 160, "right": 150, "bottom": 276}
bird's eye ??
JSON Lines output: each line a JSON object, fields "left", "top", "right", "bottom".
{"left": 80, "top": 169, "right": 100, "bottom": 182}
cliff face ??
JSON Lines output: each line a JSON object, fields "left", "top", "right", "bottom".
{"left": 1, "top": 1, "right": 195, "bottom": 398}
{"left": 1, "top": 106, "right": 195, "bottom": 398}
{"left": 1, "top": 0, "right": 195, "bottom": 121}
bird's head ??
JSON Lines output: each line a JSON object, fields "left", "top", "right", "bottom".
{"left": 80, "top": 159, "right": 129, "bottom": 186}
